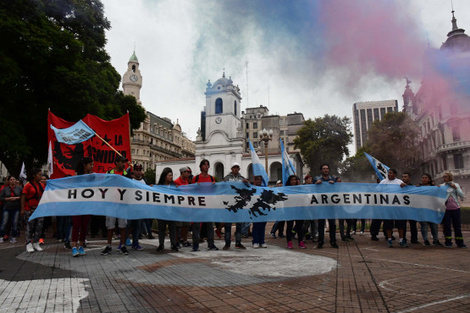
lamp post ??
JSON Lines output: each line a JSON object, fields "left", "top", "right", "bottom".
{"left": 258, "top": 128, "right": 273, "bottom": 176}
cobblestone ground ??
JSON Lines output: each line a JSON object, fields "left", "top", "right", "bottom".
{"left": 0, "top": 225, "right": 469, "bottom": 313}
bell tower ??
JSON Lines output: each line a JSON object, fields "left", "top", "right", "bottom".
{"left": 122, "top": 51, "right": 143, "bottom": 103}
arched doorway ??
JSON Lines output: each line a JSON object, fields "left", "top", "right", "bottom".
{"left": 270, "top": 161, "right": 282, "bottom": 183}
{"left": 214, "top": 162, "right": 224, "bottom": 182}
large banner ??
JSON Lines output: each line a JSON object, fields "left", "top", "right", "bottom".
{"left": 30, "top": 174, "right": 448, "bottom": 223}
{"left": 48, "top": 111, "right": 131, "bottom": 178}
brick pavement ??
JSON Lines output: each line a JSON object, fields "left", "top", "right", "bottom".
{"left": 0, "top": 226, "right": 469, "bottom": 313}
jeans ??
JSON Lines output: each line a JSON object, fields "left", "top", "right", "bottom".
{"left": 270, "top": 221, "right": 285, "bottom": 236}
{"left": 241, "top": 222, "right": 251, "bottom": 236}
{"left": 339, "top": 219, "right": 353, "bottom": 238}
{"left": 224, "top": 223, "right": 242, "bottom": 245}
{"left": 302, "top": 220, "right": 318, "bottom": 238}
{"left": 420, "top": 222, "right": 439, "bottom": 242}
{"left": 252, "top": 222, "right": 266, "bottom": 244}
{"left": 128, "top": 219, "right": 143, "bottom": 246}
{"left": 352, "top": 219, "right": 365, "bottom": 232}
{"left": 0, "top": 209, "right": 20, "bottom": 238}
{"left": 56, "top": 216, "right": 72, "bottom": 242}
{"left": 158, "top": 219, "right": 177, "bottom": 246}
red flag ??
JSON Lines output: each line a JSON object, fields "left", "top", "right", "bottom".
{"left": 48, "top": 111, "right": 131, "bottom": 178}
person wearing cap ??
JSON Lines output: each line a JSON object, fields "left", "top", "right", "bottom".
{"left": 221, "top": 162, "right": 248, "bottom": 250}
{"left": 174, "top": 166, "right": 192, "bottom": 247}
{"left": 101, "top": 155, "right": 131, "bottom": 256}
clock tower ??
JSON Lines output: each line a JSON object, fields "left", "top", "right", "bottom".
{"left": 122, "top": 51, "right": 143, "bottom": 103}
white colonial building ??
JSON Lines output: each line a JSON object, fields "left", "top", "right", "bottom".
{"left": 155, "top": 72, "right": 304, "bottom": 184}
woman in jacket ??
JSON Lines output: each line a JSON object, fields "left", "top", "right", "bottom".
{"left": 440, "top": 172, "right": 466, "bottom": 248}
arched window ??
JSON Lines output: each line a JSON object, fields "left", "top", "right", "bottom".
{"left": 234, "top": 100, "right": 237, "bottom": 115}
{"left": 132, "top": 65, "right": 136, "bottom": 72}
{"left": 215, "top": 98, "right": 223, "bottom": 114}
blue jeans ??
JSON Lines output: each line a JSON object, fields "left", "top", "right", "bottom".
{"left": 224, "top": 223, "right": 242, "bottom": 245}
{"left": 0, "top": 209, "right": 20, "bottom": 238}
{"left": 420, "top": 222, "right": 438, "bottom": 242}
{"left": 128, "top": 219, "right": 143, "bottom": 246}
{"left": 241, "top": 222, "right": 251, "bottom": 236}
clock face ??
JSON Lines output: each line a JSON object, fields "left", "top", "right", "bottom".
{"left": 215, "top": 117, "right": 222, "bottom": 124}
{"left": 130, "top": 74, "right": 138, "bottom": 82}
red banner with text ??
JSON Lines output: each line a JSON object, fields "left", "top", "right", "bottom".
{"left": 48, "top": 111, "right": 131, "bottom": 178}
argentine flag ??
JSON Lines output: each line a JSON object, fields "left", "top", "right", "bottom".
{"left": 248, "top": 139, "right": 269, "bottom": 186}
{"left": 364, "top": 152, "right": 390, "bottom": 181}
{"left": 280, "top": 139, "right": 296, "bottom": 185}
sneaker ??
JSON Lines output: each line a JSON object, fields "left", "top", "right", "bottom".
{"left": 341, "top": 236, "right": 350, "bottom": 242}
{"left": 424, "top": 240, "right": 431, "bottom": 246}
{"left": 270, "top": 232, "right": 277, "bottom": 239}
{"left": 33, "top": 242, "right": 43, "bottom": 251}
{"left": 352, "top": 231, "right": 356, "bottom": 235}
{"left": 157, "top": 244, "right": 164, "bottom": 251}
{"left": 223, "top": 244, "right": 230, "bottom": 250}
{"left": 445, "top": 242, "right": 453, "bottom": 248}
{"left": 171, "top": 244, "right": 179, "bottom": 252}
{"left": 215, "top": 229, "right": 222, "bottom": 239}
{"left": 208, "top": 245, "right": 219, "bottom": 251}
{"left": 192, "top": 246, "right": 200, "bottom": 252}
{"left": 316, "top": 243, "right": 323, "bottom": 249}
{"left": 360, "top": 231, "right": 364, "bottom": 235}
{"left": 72, "top": 247, "right": 79, "bottom": 257}
{"left": 399, "top": 241, "right": 408, "bottom": 248}
{"left": 0, "top": 238, "right": 3, "bottom": 243}
{"left": 346, "top": 235, "right": 354, "bottom": 240}
{"left": 371, "top": 235, "right": 379, "bottom": 241}
{"left": 39, "top": 238, "right": 44, "bottom": 245}
{"left": 10, "top": 237, "right": 17, "bottom": 244}
{"left": 64, "top": 241, "right": 71, "bottom": 249}
{"left": 457, "top": 244, "right": 467, "bottom": 248}
{"left": 253, "top": 243, "right": 260, "bottom": 249}
{"left": 120, "top": 246, "right": 129, "bottom": 255}
{"left": 330, "top": 241, "right": 339, "bottom": 249}
{"left": 78, "top": 246, "right": 86, "bottom": 255}
{"left": 132, "top": 244, "right": 144, "bottom": 251}
{"left": 260, "top": 243, "right": 267, "bottom": 248}
{"left": 299, "top": 241, "right": 306, "bottom": 249}
{"left": 26, "top": 243, "right": 34, "bottom": 253}
{"left": 388, "top": 239, "right": 393, "bottom": 248}
{"left": 278, "top": 234, "right": 285, "bottom": 238}
{"left": 433, "top": 240, "right": 443, "bottom": 247}
{"left": 235, "top": 243, "right": 246, "bottom": 249}
{"left": 125, "top": 238, "right": 132, "bottom": 246}
{"left": 148, "top": 233, "right": 155, "bottom": 239}
{"left": 183, "top": 241, "right": 192, "bottom": 247}
{"left": 287, "top": 241, "right": 293, "bottom": 249}
{"left": 101, "top": 246, "right": 112, "bottom": 255}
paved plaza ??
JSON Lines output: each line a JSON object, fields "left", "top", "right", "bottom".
{"left": 0, "top": 225, "right": 469, "bottom": 313}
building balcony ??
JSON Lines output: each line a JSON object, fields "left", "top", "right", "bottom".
{"left": 436, "top": 141, "right": 470, "bottom": 154}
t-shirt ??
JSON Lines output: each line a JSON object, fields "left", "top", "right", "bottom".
{"left": 133, "top": 177, "right": 147, "bottom": 185}
{"left": 379, "top": 178, "right": 404, "bottom": 185}
{"left": 22, "top": 181, "right": 44, "bottom": 211}
{"left": 192, "top": 174, "right": 214, "bottom": 183}
{"left": 174, "top": 176, "right": 190, "bottom": 186}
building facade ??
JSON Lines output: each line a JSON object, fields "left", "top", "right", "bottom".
{"left": 155, "top": 73, "right": 304, "bottom": 184}
{"left": 353, "top": 100, "right": 399, "bottom": 151}
{"left": 122, "top": 52, "right": 195, "bottom": 171}
{"left": 402, "top": 11, "right": 470, "bottom": 197}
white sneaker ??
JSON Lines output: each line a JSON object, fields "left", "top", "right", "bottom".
{"left": 0, "top": 238, "right": 3, "bottom": 243}
{"left": 260, "top": 243, "right": 267, "bottom": 248}
{"left": 10, "top": 237, "right": 17, "bottom": 243}
{"left": 252, "top": 243, "right": 260, "bottom": 249}
{"left": 360, "top": 231, "right": 364, "bottom": 235}
{"left": 26, "top": 243, "right": 34, "bottom": 253}
{"left": 33, "top": 242, "right": 43, "bottom": 251}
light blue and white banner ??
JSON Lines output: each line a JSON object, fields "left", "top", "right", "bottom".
{"left": 30, "top": 174, "right": 448, "bottom": 224}
{"left": 280, "top": 138, "right": 296, "bottom": 185}
{"left": 365, "top": 152, "right": 390, "bottom": 181}
{"left": 50, "top": 120, "right": 96, "bottom": 145}
{"left": 248, "top": 139, "right": 269, "bottom": 187}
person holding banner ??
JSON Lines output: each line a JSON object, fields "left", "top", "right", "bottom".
{"left": 315, "top": 164, "right": 339, "bottom": 249}
{"left": 285, "top": 175, "right": 306, "bottom": 249}
{"left": 417, "top": 173, "right": 442, "bottom": 247}
{"left": 441, "top": 172, "right": 467, "bottom": 248}
{"left": 191, "top": 159, "right": 219, "bottom": 251}
{"left": 71, "top": 157, "right": 94, "bottom": 257}
{"left": 380, "top": 168, "right": 407, "bottom": 248}
{"left": 21, "top": 169, "right": 45, "bottom": 253}
{"left": 101, "top": 156, "right": 130, "bottom": 256}
{"left": 156, "top": 168, "right": 179, "bottom": 252}
{"left": 174, "top": 166, "right": 193, "bottom": 247}
{"left": 252, "top": 175, "right": 268, "bottom": 249}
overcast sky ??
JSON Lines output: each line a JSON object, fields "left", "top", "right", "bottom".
{"left": 101, "top": 0, "right": 470, "bottom": 154}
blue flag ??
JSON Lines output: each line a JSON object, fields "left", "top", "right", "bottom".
{"left": 364, "top": 152, "right": 390, "bottom": 180}
{"left": 248, "top": 139, "right": 269, "bottom": 186}
{"left": 280, "top": 139, "right": 296, "bottom": 185}
{"left": 50, "top": 120, "right": 96, "bottom": 145}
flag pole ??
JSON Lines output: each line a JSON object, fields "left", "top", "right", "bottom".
{"left": 94, "top": 133, "right": 122, "bottom": 156}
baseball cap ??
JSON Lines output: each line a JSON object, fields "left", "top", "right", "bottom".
{"left": 179, "top": 166, "right": 191, "bottom": 173}
{"left": 115, "top": 155, "right": 128, "bottom": 163}
{"left": 134, "top": 163, "right": 143, "bottom": 170}
{"left": 231, "top": 162, "right": 240, "bottom": 168}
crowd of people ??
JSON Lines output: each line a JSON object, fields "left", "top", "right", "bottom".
{"left": 0, "top": 158, "right": 466, "bottom": 257}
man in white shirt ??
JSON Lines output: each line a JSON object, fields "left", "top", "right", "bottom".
{"left": 379, "top": 168, "right": 407, "bottom": 248}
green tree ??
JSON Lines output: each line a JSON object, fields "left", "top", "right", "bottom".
{"left": 294, "top": 114, "right": 353, "bottom": 175}
{"left": 339, "top": 146, "right": 376, "bottom": 182}
{"left": 366, "top": 112, "right": 421, "bottom": 175}
{"left": 144, "top": 168, "right": 156, "bottom": 185}
{"left": 0, "top": 0, "right": 145, "bottom": 176}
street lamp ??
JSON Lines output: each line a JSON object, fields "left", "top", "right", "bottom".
{"left": 258, "top": 128, "right": 273, "bottom": 177}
